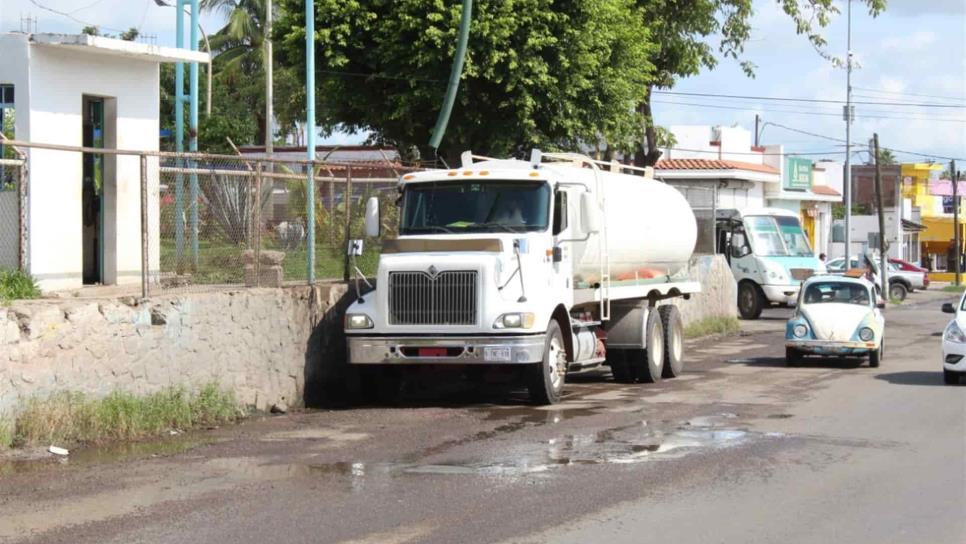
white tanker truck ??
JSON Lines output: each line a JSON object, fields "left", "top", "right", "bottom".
{"left": 345, "top": 151, "right": 700, "bottom": 404}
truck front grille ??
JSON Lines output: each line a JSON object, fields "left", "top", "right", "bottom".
{"left": 388, "top": 270, "right": 478, "bottom": 325}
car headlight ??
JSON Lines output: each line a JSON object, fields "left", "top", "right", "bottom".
{"left": 345, "top": 313, "right": 374, "bottom": 330}
{"left": 859, "top": 327, "right": 874, "bottom": 341}
{"left": 793, "top": 324, "right": 808, "bottom": 338}
{"left": 944, "top": 322, "right": 966, "bottom": 343}
{"left": 494, "top": 313, "right": 536, "bottom": 329}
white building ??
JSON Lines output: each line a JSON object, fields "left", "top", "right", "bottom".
{"left": 656, "top": 125, "right": 841, "bottom": 256}
{"left": 0, "top": 32, "right": 207, "bottom": 291}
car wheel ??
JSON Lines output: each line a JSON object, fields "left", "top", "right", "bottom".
{"left": 888, "top": 282, "right": 908, "bottom": 301}
{"left": 786, "top": 346, "right": 803, "bottom": 366}
{"left": 869, "top": 348, "right": 881, "bottom": 368}
{"left": 738, "top": 282, "right": 764, "bottom": 320}
{"left": 943, "top": 369, "right": 961, "bottom": 385}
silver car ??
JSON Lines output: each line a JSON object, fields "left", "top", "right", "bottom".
{"left": 826, "top": 257, "right": 922, "bottom": 300}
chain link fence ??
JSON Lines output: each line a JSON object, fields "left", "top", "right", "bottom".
{"left": 2, "top": 139, "right": 416, "bottom": 297}
{"left": 667, "top": 182, "right": 717, "bottom": 255}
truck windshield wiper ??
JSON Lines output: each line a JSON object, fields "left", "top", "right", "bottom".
{"left": 476, "top": 222, "right": 524, "bottom": 234}
{"left": 411, "top": 225, "right": 456, "bottom": 234}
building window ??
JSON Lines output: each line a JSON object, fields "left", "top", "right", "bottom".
{"left": 831, "top": 222, "right": 845, "bottom": 243}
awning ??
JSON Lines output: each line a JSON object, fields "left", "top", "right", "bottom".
{"left": 901, "top": 219, "right": 926, "bottom": 232}
{"left": 920, "top": 217, "right": 966, "bottom": 242}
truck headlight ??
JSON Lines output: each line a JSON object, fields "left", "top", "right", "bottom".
{"left": 494, "top": 313, "right": 535, "bottom": 329}
{"left": 859, "top": 327, "right": 874, "bottom": 341}
{"left": 793, "top": 324, "right": 808, "bottom": 338}
{"left": 944, "top": 322, "right": 966, "bottom": 343}
{"left": 345, "top": 313, "right": 374, "bottom": 330}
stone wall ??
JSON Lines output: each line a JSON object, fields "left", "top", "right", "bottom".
{"left": 0, "top": 284, "right": 349, "bottom": 416}
{"left": 660, "top": 254, "right": 738, "bottom": 325}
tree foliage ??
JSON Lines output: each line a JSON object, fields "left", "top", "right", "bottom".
{"left": 276, "top": 0, "right": 655, "bottom": 162}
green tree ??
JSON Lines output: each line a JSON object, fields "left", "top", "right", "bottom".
{"left": 120, "top": 27, "right": 140, "bottom": 41}
{"left": 634, "top": 0, "right": 886, "bottom": 165}
{"left": 876, "top": 147, "right": 897, "bottom": 165}
{"left": 276, "top": 0, "right": 656, "bottom": 163}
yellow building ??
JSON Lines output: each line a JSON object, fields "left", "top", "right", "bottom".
{"left": 902, "top": 163, "right": 965, "bottom": 270}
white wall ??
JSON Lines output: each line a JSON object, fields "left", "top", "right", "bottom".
{"left": 7, "top": 35, "right": 160, "bottom": 290}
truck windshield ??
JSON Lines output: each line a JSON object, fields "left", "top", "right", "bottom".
{"left": 745, "top": 215, "right": 813, "bottom": 257}
{"left": 400, "top": 180, "right": 551, "bottom": 234}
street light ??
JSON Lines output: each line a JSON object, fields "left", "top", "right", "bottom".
{"left": 154, "top": 0, "right": 212, "bottom": 117}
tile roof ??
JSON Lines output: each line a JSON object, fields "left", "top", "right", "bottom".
{"left": 654, "top": 159, "right": 779, "bottom": 175}
{"left": 810, "top": 185, "right": 841, "bottom": 196}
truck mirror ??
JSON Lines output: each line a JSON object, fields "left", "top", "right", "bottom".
{"left": 365, "top": 197, "right": 380, "bottom": 238}
{"left": 580, "top": 192, "right": 600, "bottom": 235}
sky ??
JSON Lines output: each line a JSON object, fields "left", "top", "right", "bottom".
{"left": 2, "top": 0, "right": 964, "bottom": 158}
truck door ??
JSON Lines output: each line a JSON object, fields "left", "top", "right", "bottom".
{"left": 552, "top": 189, "right": 574, "bottom": 291}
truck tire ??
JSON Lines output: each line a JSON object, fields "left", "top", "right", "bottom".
{"left": 659, "top": 305, "right": 684, "bottom": 378}
{"left": 888, "top": 281, "right": 908, "bottom": 302}
{"left": 738, "top": 282, "right": 764, "bottom": 320}
{"left": 608, "top": 350, "right": 635, "bottom": 384}
{"left": 632, "top": 309, "right": 665, "bottom": 383}
{"left": 528, "top": 320, "right": 567, "bottom": 405}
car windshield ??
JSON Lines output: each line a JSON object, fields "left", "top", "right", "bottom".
{"left": 400, "top": 180, "right": 551, "bottom": 235}
{"left": 745, "top": 215, "right": 812, "bottom": 257}
{"left": 802, "top": 281, "right": 871, "bottom": 306}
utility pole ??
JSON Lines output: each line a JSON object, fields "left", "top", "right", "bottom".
{"left": 873, "top": 134, "right": 887, "bottom": 297}
{"left": 754, "top": 114, "right": 760, "bottom": 147}
{"left": 265, "top": 0, "right": 273, "bottom": 157}
{"left": 306, "top": 0, "right": 316, "bottom": 284}
{"left": 843, "top": 0, "right": 854, "bottom": 268}
{"left": 954, "top": 159, "right": 960, "bottom": 286}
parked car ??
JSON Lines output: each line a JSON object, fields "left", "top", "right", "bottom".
{"left": 785, "top": 274, "right": 885, "bottom": 367}
{"left": 890, "top": 258, "right": 930, "bottom": 289}
{"left": 940, "top": 296, "right": 966, "bottom": 385}
{"left": 826, "top": 256, "right": 915, "bottom": 300}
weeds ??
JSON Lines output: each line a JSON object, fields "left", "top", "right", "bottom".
{"left": 684, "top": 316, "right": 741, "bottom": 339}
{"left": 941, "top": 284, "right": 966, "bottom": 293}
{"left": 0, "top": 269, "right": 40, "bottom": 304}
{"left": 6, "top": 383, "right": 242, "bottom": 448}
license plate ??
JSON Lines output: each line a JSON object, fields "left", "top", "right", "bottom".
{"left": 418, "top": 348, "right": 448, "bottom": 357}
{"left": 484, "top": 347, "right": 512, "bottom": 362}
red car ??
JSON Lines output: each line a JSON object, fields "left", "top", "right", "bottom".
{"left": 889, "top": 258, "right": 930, "bottom": 288}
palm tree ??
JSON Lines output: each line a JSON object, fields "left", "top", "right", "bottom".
{"left": 876, "top": 147, "right": 897, "bottom": 165}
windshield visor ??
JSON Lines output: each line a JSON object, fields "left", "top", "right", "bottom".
{"left": 400, "top": 180, "right": 551, "bottom": 235}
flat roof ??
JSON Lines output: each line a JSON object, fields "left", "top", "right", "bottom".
{"left": 29, "top": 33, "right": 209, "bottom": 64}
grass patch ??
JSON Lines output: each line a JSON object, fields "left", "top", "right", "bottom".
{"left": 684, "top": 316, "right": 741, "bottom": 339}
{"left": 942, "top": 284, "right": 966, "bottom": 293}
{"left": 0, "top": 268, "right": 40, "bottom": 304}
{"left": 6, "top": 383, "right": 242, "bottom": 448}
{"left": 0, "top": 418, "right": 13, "bottom": 450}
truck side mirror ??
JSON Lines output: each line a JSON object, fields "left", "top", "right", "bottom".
{"left": 365, "top": 197, "right": 380, "bottom": 238}
{"left": 580, "top": 192, "right": 600, "bottom": 235}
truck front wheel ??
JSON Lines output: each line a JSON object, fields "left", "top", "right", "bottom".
{"left": 738, "top": 282, "right": 764, "bottom": 320}
{"left": 528, "top": 320, "right": 567, "bottom": 405}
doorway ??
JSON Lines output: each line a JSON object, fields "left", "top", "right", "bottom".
{"left": 82, "top": 97, "right": 103, "bottom": 284}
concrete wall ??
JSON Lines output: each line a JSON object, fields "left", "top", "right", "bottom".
{"left": 0, "top": 284, "right": 351, "bottom": 416}
{"left": 660, "top": 254, "right": 737, "bottom": 326}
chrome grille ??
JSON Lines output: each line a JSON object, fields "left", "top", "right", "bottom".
{"left": 388, "top": 271, "right": 478, "bottom": 325}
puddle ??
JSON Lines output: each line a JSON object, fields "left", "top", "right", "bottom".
{"left": 0, "top": 433, "right": 216, "bottom": 477}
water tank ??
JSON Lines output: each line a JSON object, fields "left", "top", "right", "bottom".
{"left": 558, "top": 166, "right": 697, "bottom": 285}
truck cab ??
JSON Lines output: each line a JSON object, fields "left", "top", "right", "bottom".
{"left": 717, "top": 208, "right": 825, "bottom": 319}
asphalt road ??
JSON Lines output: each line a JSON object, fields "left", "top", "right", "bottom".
{"left": 1, "top": 291, "right": 964, "bottom": 544}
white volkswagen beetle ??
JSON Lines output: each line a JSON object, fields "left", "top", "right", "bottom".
{"left": 940, "top": 293, "right": 966, "bottom": 385}
{"left": 785, "top": 274, "right": 885, "bottom": 366}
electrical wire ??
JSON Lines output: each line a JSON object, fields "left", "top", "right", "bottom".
{"left": 651, "top": 99, "right": 966, "bottom": 124}
{"left": 851, "top": 86, "right": 966, "bottom": 103}
{"left": 26, "top": 0, "right": 127, "bottom": 33}
{"left": 653, "top": 90, "right": 966, "bottom": 109}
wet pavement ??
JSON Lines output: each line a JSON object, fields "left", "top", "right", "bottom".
{"left": 1, "top": 293, "right": 964, "bottom": 544}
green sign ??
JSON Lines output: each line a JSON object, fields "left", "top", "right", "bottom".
{"left": 785, "top": 157, "right": 813, "bottom": 191}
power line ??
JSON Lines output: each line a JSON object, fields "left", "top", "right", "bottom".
{"left": 653, "top": 90, "right": 966, "bottom": 109}
{"left": 763, "top": 122, "right": 966, "bottom": 162}
{"left": 852, "top": 86, "right": 966, "bottom": 103}
{"left": 666, "top": 146, "right": 845, "bottom": 157}
{"left": 651, "top": 99, "right": 966, "bottom": 123}
{"left": 26, "top": 0, "right": 127, "bottom": 33}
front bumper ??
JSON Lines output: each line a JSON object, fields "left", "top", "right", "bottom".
{"left": 942, "top": 340, "right": 966, "bottom": 371}
{"left": 763, "top": 284, "right": 800, "bottom": 305}
{"left": 786, "top": 339, "right": 877, "bottom": 356}
{"left": 347, "top": 334, "right": 546, "bottom": 365}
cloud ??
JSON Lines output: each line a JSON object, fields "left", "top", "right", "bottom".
{"left": 880, "top": 30, "right": 936, "bottom": 51}
{"left": 885, "top": 0, "right": 966, "bottom": 15}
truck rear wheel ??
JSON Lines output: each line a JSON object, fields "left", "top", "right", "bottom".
{"left": 528, "top": 320, "right": 567, "bottom": 405}
{"left": 738, "top": 282, "right": 764, "bottom": 320}
{"left": 659, "top": 305, "right": 684, "bottom": 378}
{"left": 632, "top": 310, "right": 665, "bottom": 383}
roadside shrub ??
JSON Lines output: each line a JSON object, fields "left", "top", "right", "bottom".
{"left": 683, "top": 316, "right": 741, "bottom": 339}
{"left": 0, "top": 268, "right": 40, "bottom": 304}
